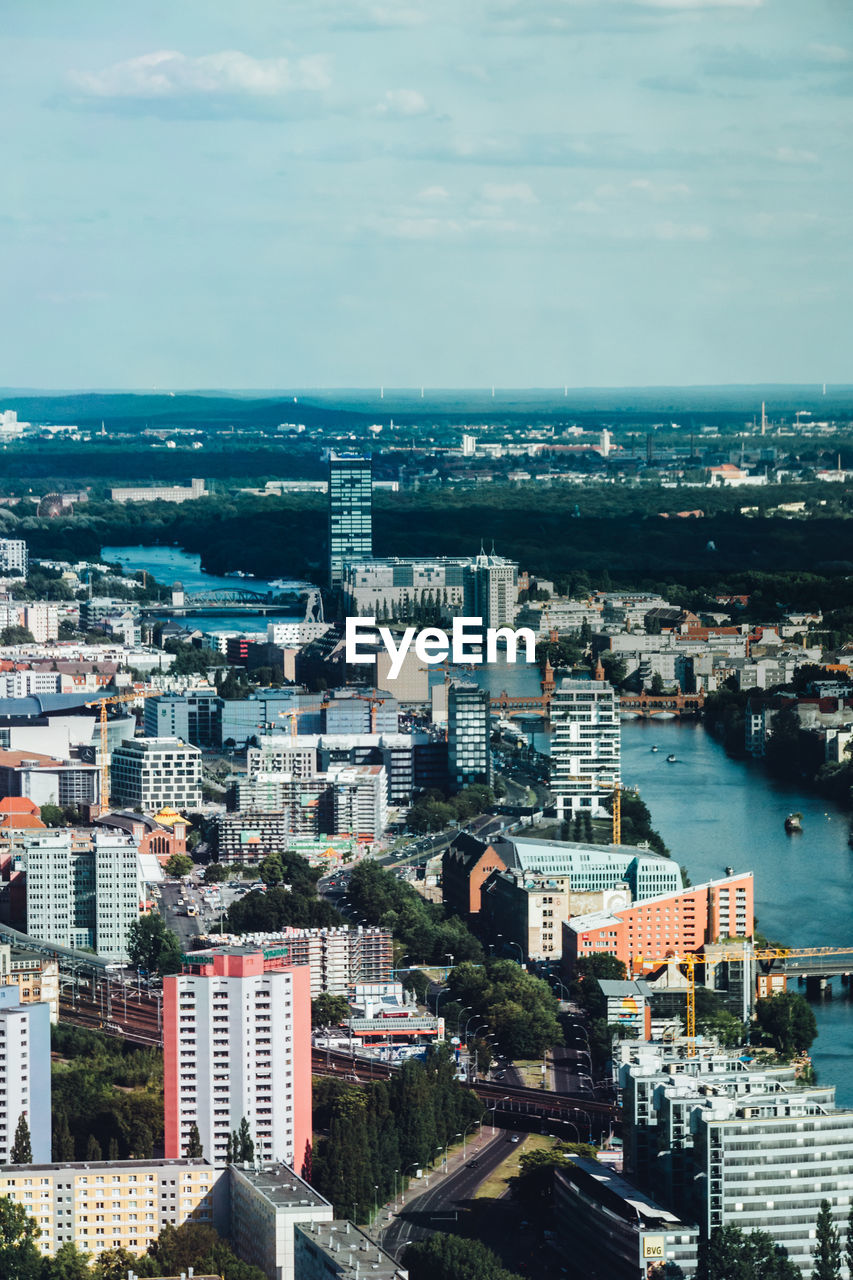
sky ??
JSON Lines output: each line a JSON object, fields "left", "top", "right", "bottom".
{"left": 2, "top": 0, "right": 852, "bottom": 389}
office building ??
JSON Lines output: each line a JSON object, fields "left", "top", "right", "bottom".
{"left": 499, "top": 836, "right": 681, "bottom": 903}
{"left": 0, "top": 1159, "right": 227, "bottom": 1259}
{"left": 109, "top": 478, "right": 207, "bottom": 504}
{"left": 328, "top": 764, "right": 387, "bottom": 841}
{"left": 562, "top": 873, "right": 755, "bottom": 975}
{"left": 479, "top": 867, "right": 571, "bottom": 961}
{"left": 19, "top": 830, "right": 142, "bottom": 961}
{"left": 164, "top": 949, "right": 312, "bottom": 1172}
{"left": 323, "top": 689, "right": 399, "bottom": 735}
{"left": 0, "top": 987, "right": 50, "bottom": 1164}
{"left": 0, "top": 539, "right": 28, "bottom": 578}
{"left": 110, "top": 737, "right": 202, "bottom": 811}
{"left": 0, "top": 747, "right": 99, "bottom": 807}
{"left": 549, "top": 677, "right": 621, "bottom": 819}
{"left": 469, "top": 547, "right": 518, "bottom": 629}
{"left": 329, "top": 453, "right": 372, "bottom": 589}
{"left": 447, "top": 682, "right": 491, "bottom": 791}
{"left": 295, "top": 1221, "right": 408, "bottom": 1280}
{"left": 145, "top": 687, "right": 222, "bottom": 748}
{"left": 621, "top": 1043, "right": 853, "bottom": 1276}
{"left": 248, "top": 731, "right": 426, "bottom": 806}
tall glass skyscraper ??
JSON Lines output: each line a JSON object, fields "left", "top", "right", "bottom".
{"left": 328, "top": 452, "right": 372, "bottom": 588}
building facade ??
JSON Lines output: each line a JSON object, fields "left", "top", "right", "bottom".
{"left": 110, "top": 737, "right": 202, "bottom": 811}
{"left": 163, "top": 949, "right": 312, "bottom": 1173}
{"left": 479, "top": 868, "right": 571, "bottom": 961}
{"left": 329, "top": 453, "right": 372, "bottom": 589}
{"left": 549, "top": 677, "right": 620, "bottom": 819}
{"left": 0, "top": 986, "right": 51, "bottom": 1164}
{"left": 499, "top": 836, "right": 682, "bottom": 902}
{"left": 19, "top": 830, "right": 141, "bottom": 960}
{"left": 0, "top": 539, "right": 28, "bottom": 578}
{"left": 447, "top": 682, "right": 491, "bottom": 791}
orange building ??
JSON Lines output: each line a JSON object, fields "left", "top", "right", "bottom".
{"left": 561, "top": 873, "right": 754, "bottom": 973}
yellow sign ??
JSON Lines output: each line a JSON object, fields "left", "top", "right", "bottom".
{"left": 642, "top": 1236, "right": 665, "bottom": 1260}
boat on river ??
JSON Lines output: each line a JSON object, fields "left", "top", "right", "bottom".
{"left": 785, "top": 812, "right": 803, "bottom": 833}
{"left": 651, "top": 745, "right": 660, "bottom": 753}
{"left": 666, "top": 754, "right": 677, "bottom": 763}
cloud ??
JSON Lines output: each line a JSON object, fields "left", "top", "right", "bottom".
{"left": 68, "top": 49, "right": 330, "bottom": 103}
{"left": 773, "top": 146, "right": 818, "bottom": 165}
{"left": 373, "top": 88, "right": 429, "bottom": 116}
{"left": 654, "top": 220, "right": 711, "bottom": 240}
{"left": 364, "top": 3, "right": 427, "bottom": 25}
{"left": 480, "top": 182, "right": 538, "bottom": 204}
{"left": 808, "top": 43, "right": 849, "bottom": 65}
{"left": 417, "top": 186, "right": 451, "bottom": 201}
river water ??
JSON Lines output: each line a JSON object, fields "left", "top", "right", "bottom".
{"left": 101, "top": 545, "right": 305, "bottom": 635}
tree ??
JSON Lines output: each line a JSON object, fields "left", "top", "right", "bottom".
{"left": 311, "top": 994, "right": 351, "bottom": 1028}
{"left": 126, "top": 913, "right": 184, "bottom": 976}
{"left": 53, "top": 1110, "right": 75, "bottom": 1161}
{"left": 0, "top": 1196, "right": 42, "bottom": 1280}
{"left": 92, "top": 1248, "right": 139, "bottom": 1280}
{"left": 85, "top": 1134, "right": 102, "bottom": 1161}
{"left": 259, "top": 853, "right": 285, "bottom": 885}
{"left": 237, "top": 1116, "right": 254, "bottom": 1164}
{"left": 754, "top": 991, "right": 818, "bottom": 1057}
{"left": 698, "top": 1225, "right": 800, "bottom": 1280}
{"left": 0, "top": 625, "right": 35, "bottom": 645}
{"left": 846, "top": 1204, "right": 853, "bottom": 1280}
{"left": 186, "top": 1122, "right": 204, "bottom": 1159}
{"left": 10, "top": 1113, "right": 32, "bottom": 1164}
{"left": 39, "top": 803, "right": 68, "bottom": 827}
{"left": 50, "top": 1241, "right": 94, "bottom": 1280}
{"left": 403, "top": 1234, "right": 523, "bottom": 1280}
{"left": 203, "top": 862, "right": 227, "bottom": 883}
{"left": 165, "top": 852, "right": 194, "bottom": 878}
{"left": 813, "top": 1200, "right": 842, "bottom": 1280}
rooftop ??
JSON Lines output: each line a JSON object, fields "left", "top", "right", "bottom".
{"left": 231, "top": 1162, "right": 331, "bottom": 1210}
{"left": 296, "top": 1220, "right": 407, "bottom": 1278}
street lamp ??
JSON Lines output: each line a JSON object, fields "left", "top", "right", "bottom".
{"left": 454, "top": 1005, "right": 471, "bottom": 1035}
{"left": 435, "top": 986, "right": 450, "bottom": 1018}
{"left": 462, "top": 1119, "right": 481, "bottom": 1158}
{"left": 487, "top": 1097, "right": 509, "bottom": 1134}
{"left": 374, "top": 1185, "right": 379, "bottom": 1220}
{"left": 464, "top": 1013, "right": 486, "bottom": 1040}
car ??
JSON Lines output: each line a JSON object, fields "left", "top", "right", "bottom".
{"left": 511, "top": 1135, "right": 520, "bottom": 1144}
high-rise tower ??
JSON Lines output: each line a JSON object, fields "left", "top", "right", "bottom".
{"left": 328, "top": 453, "right": 372, "bottom": 589}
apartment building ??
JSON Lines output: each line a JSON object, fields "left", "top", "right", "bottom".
{"left": 549, "top": 677, "right": 620, "bottom": 819}
{"left": 110, "top": 737, "right": 202, "bottom": 811}
{"left": 0, "top": 944, "right": 60, "bottom": 1021}
{"left": 447, "top": 682, "right": 491, "bottom": 791}
{"left": 295, "top": 1221, "right": 408, "bottom": 1280}
{"left": 328, "top": 764, "right": 387, "bottom": 841}
{"left": 230, "top": 1164, "right": 333, "bottom": 1280}
{"left": 0, "top": 987, "right": 50, "bottom": 1164}
{"left": 0, "top": 538, "right": 28, "bottom": 578}
{"left": 479, "top": 867, "right": 571, "bottom": 961}
{"left": 23, "top": 603, "right": 58, "bottom": 643}
{"left": 163, "top": 949, "right": 312, "bottom": 1173}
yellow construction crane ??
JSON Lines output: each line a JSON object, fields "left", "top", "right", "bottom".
{"left": 85, "top": 689, "right": 161, "bottom": 814}
{"left": 276, "top": 705, "right": 326, "bottom": 738}
{"left": 636, "top": 945, "right": 853, "bottom": 1057}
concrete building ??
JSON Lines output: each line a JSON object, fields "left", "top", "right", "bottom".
{"left": 329, "top": 453, "right": 372, "bottom": 589}
{"left": 230, "top": 1164, "right": 333, "bottom": 1280}
{"left": 479, "top": 867, "right": 571, "bottom": 961}
{"left": 18, "top": 830, "right": 142, "bottom": 961}
{"left": 562, "top": 873, "right": 755, "bottom": 975}
{"left": 469, "top": 547, "right": 518, "bottom": 629}
{"left": 327, "top": 764, "right": 387, "bottom": 841}
{"left": 0, "top": 987, "right": 51, "bottom": 1164}
{"left": 340, "top": 549, "right": 518, "bottom": 629}
{"left": 549, "top": 677, "right": 620, "bottom": 819}
{"left": 0, "top": 538, "right": 28, "bottom": 578}
{"left": 164, "top": 949, "right": 312, "bottom": 1172}
{"left": 110, "top": 737, "right": 202, "bottom": 811}
{"left": 598, "top": 979, "right": 654, "bottom": 1041}
{"left": 0, "top": 1158, "right": 227, "bottom": 1260}
{"left": 620, "top": 1043, "right": 853, "bottom": 1276}
{"left": 212, "top": 927, "right": 393, "bottom": 998}
{"left": 323, "top": 689, "right": 399, "bottom": 735}
{"left": 295, "top": 1221, "right": 408, "bottom": 1280}
{"left": 0, "top": 944, "right": 60, "bottom": 1022}
{"left": 144, "top": 687, "right": 222, "bottom": 747}
{"left": 0, "top": 747, "right": 99, "bottom": 807}
{"left": 499, "top": 836, "right": 682, "bottom": 902}
{"left": 109, "top": 478, "right": 207, "bottom": 503}
{"left": 248, "top": 731, "right": 427, "bottom": 806}
{"left": 447, "top": 682, "right": 491, "bottom": 791}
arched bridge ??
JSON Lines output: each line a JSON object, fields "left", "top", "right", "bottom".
{"left": 619, "top": 691, "right": 705, "bottom": 718}
{"left": 182, "top": 587, "right": 273, "bottom": 605}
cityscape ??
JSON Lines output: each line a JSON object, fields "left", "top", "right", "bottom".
{"left": 4, "top": 2, "right": 853, "bottom": 1279}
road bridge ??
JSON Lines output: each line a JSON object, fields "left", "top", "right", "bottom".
{"left": 618, "top": 691, "right": 705, "bottom": 718}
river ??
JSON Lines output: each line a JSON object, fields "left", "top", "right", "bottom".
{"left": 101, "top": 545, "right": 305, "bottom": 635}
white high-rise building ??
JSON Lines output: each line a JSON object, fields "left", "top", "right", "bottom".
{"left": 0, "top": 539, "right": 28, "bottom": 578}
{"left": 549, "top": 677, "right": 620, "bottom": 819}
{"left": 110, "top": 737, "right": 202, "bottom": 810}
{"left": 0, "top": 987, "right": 51, "bottom": 1164}
{"left": 21, "top": 831, "right": 141, "bottom": 960}
{"left": 327, "top": 764, "right": 387, "bottom": 840}
{"left": 23, "top": 603, "right": 58, "bottom": 643}
{"left": 164, "top": 950, "right": 312, "bottom": 1173}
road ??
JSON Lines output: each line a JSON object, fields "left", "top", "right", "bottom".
{"left": 158, "top": 880, "right": 202, "bottom": 950}
{"left": 379, "top": 1127, "right": 513, "bottom": 1259}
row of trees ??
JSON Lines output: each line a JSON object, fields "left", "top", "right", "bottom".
{"left": 345, "top": 859, "right": 484, "bottom": 965}
{"left": 403, "top": 1235, "right": 523, "bottom": 1280}
{"left": 697, "top": 1204, "right": 853, "bottom": 1280}
{"left": 51, "top": 1025, "right": 164, "bottom": 1161}
{"left": 0, "top": 1205, "right": 265, "bottom": 1280}
{"left": 406, "top": 783, "right": 496, "bottom": 834}
{"left": 311, "top": 1047, "right": 482, "bottom": 1221}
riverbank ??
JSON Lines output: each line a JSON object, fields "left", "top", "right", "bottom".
{"left": 622, "top": 717, "right": 853, "bottom": 1106}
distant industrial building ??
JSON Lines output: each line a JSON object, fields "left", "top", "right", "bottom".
{"left": 109, "top": 478, "right": 207, "bottom": 503}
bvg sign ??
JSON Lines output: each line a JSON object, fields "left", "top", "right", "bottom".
{"left": 642, "top": 1235, "right": 666, "bottom": 1260}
